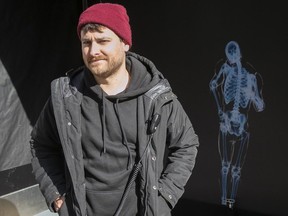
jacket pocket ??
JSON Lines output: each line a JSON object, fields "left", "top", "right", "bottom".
{"left": 58, "top": 193, "right": 77, "bottom": 216}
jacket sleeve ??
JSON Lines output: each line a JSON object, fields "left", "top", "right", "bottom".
{"left": 30, "top": 97, "right": 66, "bottom": 212}
{"left": 158, "top": 98, "right": 199, "bottom": 208}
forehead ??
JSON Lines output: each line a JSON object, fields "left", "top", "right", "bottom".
{"left": 81, "top": 25, "right": 117, "bottom": 38}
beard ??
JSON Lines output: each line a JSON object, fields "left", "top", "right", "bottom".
{"left": 87, "top": 53, "right": 125, "bottom": 79}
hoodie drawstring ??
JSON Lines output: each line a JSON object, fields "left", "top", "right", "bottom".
{"left": 114, "top": 98, "right": 133, "bottom": 170}
{"left": 101, "top": 91, "right": 107, "bottom": 154}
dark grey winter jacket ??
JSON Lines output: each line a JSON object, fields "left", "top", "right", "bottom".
{"left": 30, "top": 52, "right": 199, "bottom": 216}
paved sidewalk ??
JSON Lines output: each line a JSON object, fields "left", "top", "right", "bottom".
{"left": 34, "top": 210, "right": 57, "bottom": 216}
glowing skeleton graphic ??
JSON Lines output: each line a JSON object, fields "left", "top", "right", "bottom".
{"left": 209, "top": 41, "right": 265, "bottom": 208}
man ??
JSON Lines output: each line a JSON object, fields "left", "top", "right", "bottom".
{"left": 30, "top": 3, "right": 199, "bottom": 216}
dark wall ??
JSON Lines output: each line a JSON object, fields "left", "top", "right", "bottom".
{"left": 0, "top": 0, "right": 287, "bottom": 215}
{"left": 125, "top": 1, "right": 287, "bottom": 215}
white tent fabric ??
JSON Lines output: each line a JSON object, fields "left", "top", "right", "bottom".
{"left": 0, "top": 59, "right": 32, "bottom": 171}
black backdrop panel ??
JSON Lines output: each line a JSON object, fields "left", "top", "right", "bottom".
{"left": 0, "top": 0, "right": 83, "bottom": 171}
{"left": 0, "top": 0, "right": 287, "bottom": 215}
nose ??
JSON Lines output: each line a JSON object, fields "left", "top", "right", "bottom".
{"left": 90, "top": 41, "right": 100, "bottom": 56}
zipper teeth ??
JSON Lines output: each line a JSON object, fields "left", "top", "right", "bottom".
{"left": 143, "top": 147, "right": 150, "bottom": 215}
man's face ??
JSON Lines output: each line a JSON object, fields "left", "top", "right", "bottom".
{"left": 81, "top": 26, "right": 129, "bottom": 79}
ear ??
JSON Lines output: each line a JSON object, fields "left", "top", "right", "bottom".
{"left": 123, "top": 43, "right": 130, "bottom": 52}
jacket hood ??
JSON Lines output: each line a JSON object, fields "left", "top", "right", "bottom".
{"left": 121, "top": 51, "right": 164, "bottom": 98}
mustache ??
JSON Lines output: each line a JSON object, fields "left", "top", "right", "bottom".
{"left": 88, "top": 56, "right": 107, "bottom": 62}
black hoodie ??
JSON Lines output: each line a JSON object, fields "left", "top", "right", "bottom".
{"left": 81, "top": 52, "right": 161, "bottom": 215}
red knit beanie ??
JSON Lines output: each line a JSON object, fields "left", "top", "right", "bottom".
{"left": 77, "top": 3, "right": 132, "bottom": 46}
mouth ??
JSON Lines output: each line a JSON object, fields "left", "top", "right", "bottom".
{"left": 89, "top": 58, "right": 106, "bottom": 65}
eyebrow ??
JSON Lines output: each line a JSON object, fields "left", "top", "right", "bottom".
{"left": 82, "top": 36, "right": 112, "bottom": 42}
{"left": 96, "top": 37, "right": 111, "bottom": 41}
